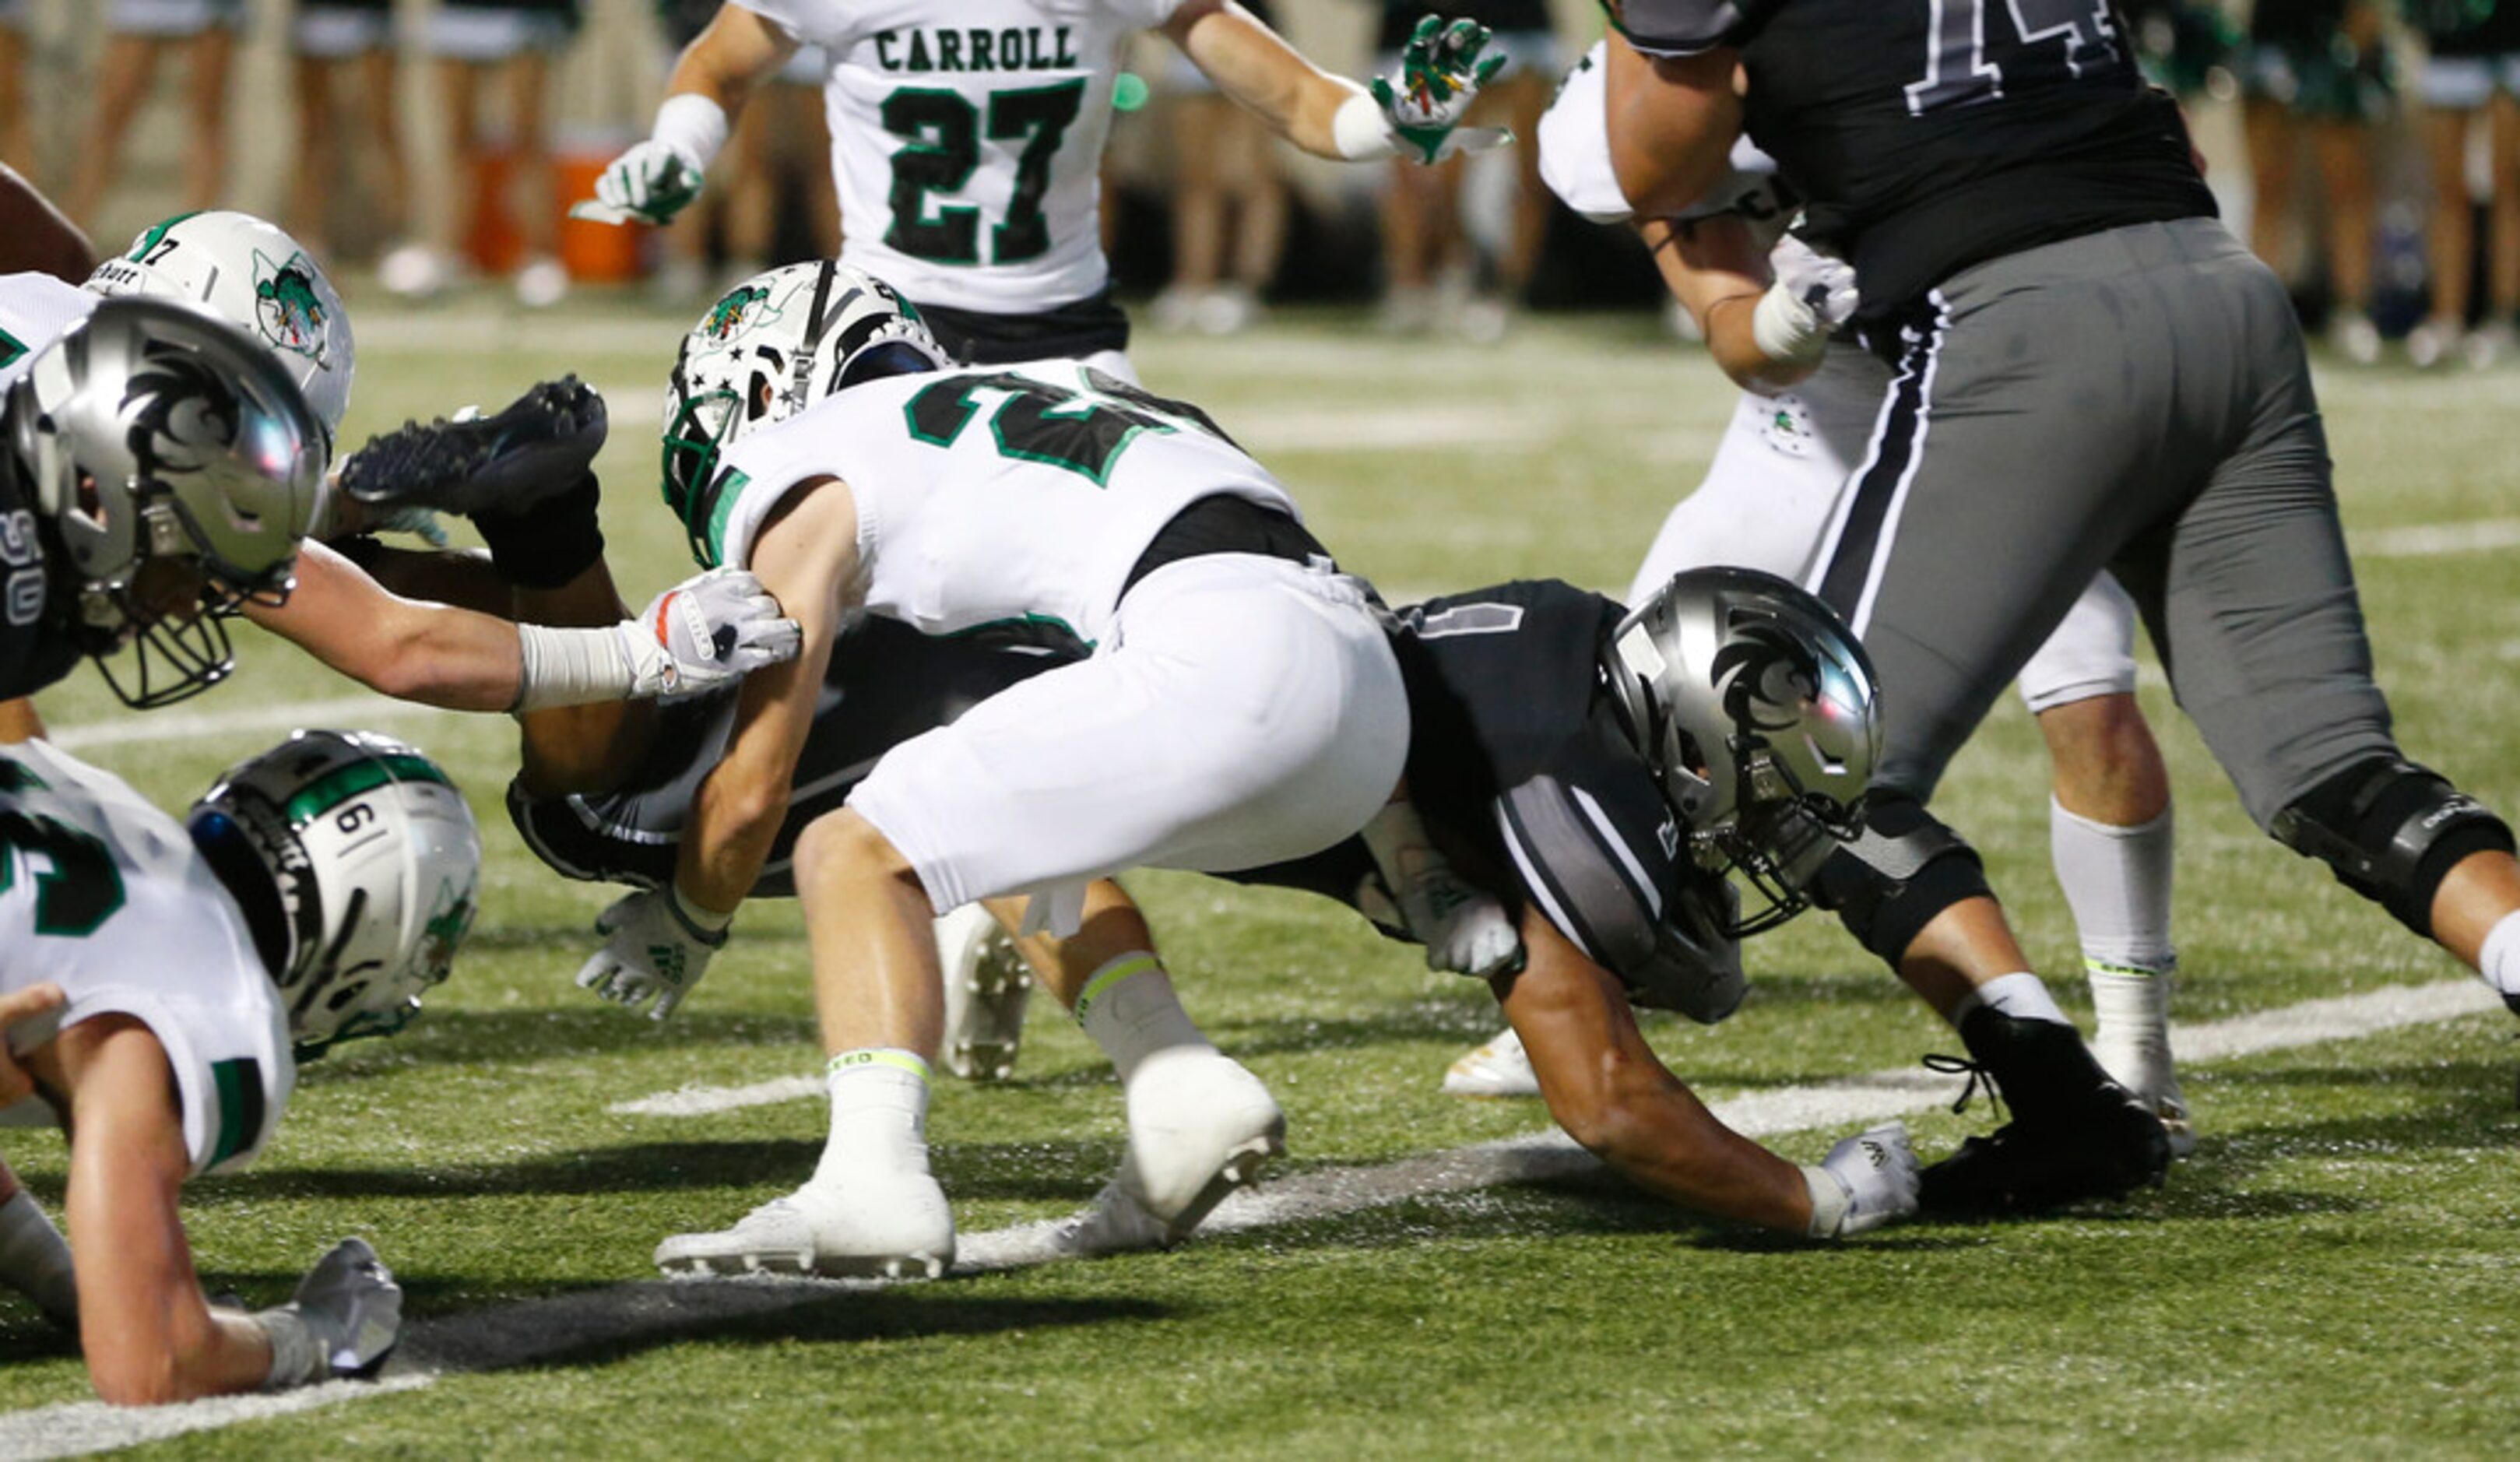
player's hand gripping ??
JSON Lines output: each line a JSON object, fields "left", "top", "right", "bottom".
{"left": 589, "top": 138, "right": 706, "bottom": 226}
{"left": 1372, "top": 16, "right": 1513, "bottom": 164}
{"left": 576, "top": 888, "right": 729, "bottom": 1021}
{"left": 1804, "top": 1122, "right": 1920, "bottom": 1239}
{"left": 1752, "top": 234, "right": 1860, "bottom": 367}
{"left": 255, "top": 1238, "right": 403, "bottom": 1386}
{"left": 618, "top": 566, "right": 802, "bottom": 702}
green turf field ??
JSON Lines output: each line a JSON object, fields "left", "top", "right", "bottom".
{"left": 6, "top": 292, "right": 2520, "bottom": 1457}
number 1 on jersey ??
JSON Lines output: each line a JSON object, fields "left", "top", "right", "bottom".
{"left": 883, "top": 81, "right": 1088, "bottom": 266}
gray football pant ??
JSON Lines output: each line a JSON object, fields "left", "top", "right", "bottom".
{"left": 1808, "top": 217, "right": 2396, "bottom": 830}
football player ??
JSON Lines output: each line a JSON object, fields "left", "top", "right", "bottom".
{"left": 0, "top": 210, "right": 798, "bottom": 721}
{"left": 560, "top": 264, "right": 1429, "bottom": 1280}
{"left": 1601, "top": 0, "right": 2520, "bottom": 1211}
{"left": 513, "top": 568, "right": 1923, "bottom": 1252}
{"left": 0, "top": 726, "right": 478, "bottom": 1402}
{"left": 1438, "top": 43, "right": 2190, "bottom": 1154}
{"left": 585, "top": 0, "right": 1510, "bottom": 378}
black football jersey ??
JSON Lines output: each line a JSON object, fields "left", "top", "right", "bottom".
{"left": 1612, "top": 0, "right": 2217, "bottom": 318}
{"left": 0, "top": 462, "right": 76, "bottom": 701}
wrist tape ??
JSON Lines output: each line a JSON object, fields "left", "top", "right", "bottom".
{"left": 1752, "top": 282, "right": 1830, "bottom": 365}
{"left": 1331, "top": 89, "right": 1401, "bottom": 160}
{"left": 1801, "top": 1163, "right": 1850, "bottom": 1239}
{"left": 513, "top": 623, "right": 637, "bottom": 713}
{"left": 255, "top": 1307, "right": 325, "bottom": 1390}
{"left": 652, "top": 93, "right": 731, "bottom": 173}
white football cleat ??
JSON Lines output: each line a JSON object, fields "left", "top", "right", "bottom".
{"left": 1442, "top": 1027, "right": 1539, "bottom": 1098}
{"left": 1047, "top": 1179, "right": 1175, "bottom": 1260}
{"left": 1116, "top": 1047, "right": 1285, "bottom": 1242}
{"left": 935, "top": 903, "right": 1031, "bottom": 1081}
{"left": 654, "top": 1174, "right": 955, "bottom": 1281}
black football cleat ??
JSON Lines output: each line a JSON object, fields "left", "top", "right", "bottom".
{"left": 1917, "top": 1007, "right": 2173, "bottom": 1215}
{"left": 340, "top": 375, "right": 607, "bottom": 518}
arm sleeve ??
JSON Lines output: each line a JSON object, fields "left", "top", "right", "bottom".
{"left": 733, "top": 0, "right": 833, "bottom": 47}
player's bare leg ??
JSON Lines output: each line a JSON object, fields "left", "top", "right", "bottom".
{"left": 2037, "top": 691, "right": 2189, "bottom": 1150}
{"left": 657, "top": 809, "right": 954, "bottom": 1279}
{"left": 2425, "top": 850, "right": 2520, "bottom": 1010}
{"left": 976, "top": 880, "right": 1285, "bottom": 1253}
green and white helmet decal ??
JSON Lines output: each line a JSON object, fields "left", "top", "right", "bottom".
{"left": 188, "top": 729, "right": 483, "bottom": 1058}
{"left": 88, "top": 210, "right": 357, "bottom": 445}
{"left": 662, "top": 262, "right": 951, "bottom": 562}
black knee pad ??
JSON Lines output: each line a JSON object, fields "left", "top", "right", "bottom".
{"left": 1809, "top": 791, "right": 1994, "bottom": 966}
{"left": 2271, "top": 757, "right": 2515, "bottom": 938}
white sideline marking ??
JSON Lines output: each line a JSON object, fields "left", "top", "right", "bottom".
{"left": 45, "top": 694, "right": 462, "bottom": 752}
{"left": 3, "top": 977, "right": 2503, "bottom": 1458}
{"left": 611, "top": 1074, "right": 824, "bottom": 1117}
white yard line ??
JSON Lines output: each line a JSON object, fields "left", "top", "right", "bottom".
{"left": 44, "top": 694, "right": 462, "bottom": 752}
{"left": 2, "top": 975, "right": 2502, "bottom": 1457}
{"left": 610, "top": 1074, "right": 824, "bottom": 1117}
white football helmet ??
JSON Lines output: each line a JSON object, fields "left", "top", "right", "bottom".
{"left": 1604, "top": 566, "right": 1882, "bottom": 934}
{"left": 188, "top": 729, "right": 482, "bottom": 1058}
{"left": 4, "top": 296, "right": 325, "bottom": 707}
{"left": 661, "top": 262, "right": 950, "bottom": 559}
{"left": 87, "top": 210, "right": 356, "bottom": 445}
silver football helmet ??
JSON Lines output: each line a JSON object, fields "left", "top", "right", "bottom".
{"left": 188, "top": 729, "right": 482, "bottom": 1059}
{"left": 86, "top": 211, "right": 356, "bottom": 447}
{"left": 661, "top": 262, "right": 950, "bottom": 559}
{"left": 3, "top": 295, "right": 326, "bottom": 708}
{"left": 1603, "top": 566, "right": 1881, "bottom": 934}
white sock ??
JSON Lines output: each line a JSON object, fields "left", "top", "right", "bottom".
{"left": 2049, "top": 797, "right": 2177, "bottom": 975}
{"left": 2479, "top": 910, "right": 2520, "bottom": 1004}
{"left": 810, "top": 1049, "right": 933, "bottom": 1189}
{"left": 1949, "top": 972, "right": 2072, "bottom": 1029}
{"left": 1073, "top": 953, "right": 1212, "bottom": 1086}
{"left": 0, "top": 1189, "right": 76, "bottom": 1326}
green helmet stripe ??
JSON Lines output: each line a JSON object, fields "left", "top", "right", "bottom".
{"left": 283, "top": 753, "right": 452, "bottom": 826}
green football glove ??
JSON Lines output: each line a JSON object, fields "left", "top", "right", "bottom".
{"left": 1371, "top": 16, "right": 1513, "bottom": 165}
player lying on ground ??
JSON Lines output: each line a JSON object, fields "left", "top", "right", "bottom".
{"left": 1601, "top": 0, "right": 2520, "bottom": 1211}
{"left": 1435, "top": 41, "right": 2191, "bottom": 1153}
{"left": 0, "top": 729, "right": 477, "bottom": 1403}
{"left": 514, "top": 311, "right": 1922, "bottom": 1253}
{"left": 0, "top": 210, "right": 798, "bottom": 721}
{"left": 590, "top": 1, "right": 1508, "bottom": 378}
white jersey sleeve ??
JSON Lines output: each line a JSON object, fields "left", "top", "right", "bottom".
{"left": 745, "top": 0, "right": 1179, "bottom": 314}
{"left": 0, "top": 741, "right": 292, "bottom": 1178}
{"left": 1538, "top": 41, "right": 1791, "bottom": 240}
{"left": 711, "top": 360, "right": 1295, "bottom": 647}
{"left": 0, "top": 272, "right": 96, "bottom": 396}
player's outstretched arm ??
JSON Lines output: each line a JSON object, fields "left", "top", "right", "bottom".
{"left": 54, "top": 1017, "right": 276, "bottom": 1403}
{"left": 580, "top": 480, "right": 856, "bottom": 1020}
{"left": 1643, "top": 216, "right": 1854, "bottom": 392}
{"left": 0, "top": 162, "right": 94, "bottom": 282}
{"left": 1497, "top": 906, "right": 1914, "bottom": 1237}
{"left": 247, "top": 541, "right": 799, "bottom": 713}
{"left": 585, "top": 4, "right": 796, "bottom": 226}
{"left": 1170, "top": 3, "right": 1508, "bottom": 164}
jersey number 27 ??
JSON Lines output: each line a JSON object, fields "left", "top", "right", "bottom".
{"left": 884, "top": 81, "right": 1088, "bottom": 266}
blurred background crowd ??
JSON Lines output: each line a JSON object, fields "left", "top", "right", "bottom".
{"left": 6, "top": 0, "right": 2518, "bottom": 364}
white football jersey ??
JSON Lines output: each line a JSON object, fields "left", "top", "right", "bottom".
{"left": 0, "top": 740, "right": 292, "bottom": 1178}
{"left": 740, "top": 0, "right": 1184, "bottom": 313}
{"left": 0, "top": 272, "right": 96, "bottom": 396}
{"left": 1538, "top": 40, "right": 1791, "bottom": 244}
{"left": 712, "top": 359, "right": 1296, "bottom": 646}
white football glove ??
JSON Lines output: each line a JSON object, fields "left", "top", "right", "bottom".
{"left": 1751, "top": 234, "right": 1861, "bottom": 367}
{"left": 576, "top": 887, "right": 730, "bottom": 1021}
{"left": 1347, "top": 16, "right": 1513, "bottom": 164}
{"left": 592, "top": 138, "right": 707, "bottom": 226}
{"left": 1397, "top": 869, "right": 1524, "bottom": 979}
{"left": 624, "top": 566, "right": 802, "bottom": 702}
{"left": 255, "top": 1238, "right": 402, "bottom": 1386}
{"left": 1803, "top": 1121, "right": 1919, "bottom": 1239}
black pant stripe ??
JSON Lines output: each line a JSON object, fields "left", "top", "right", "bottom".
{"left": 1815, "top": 304, "right": 1947, "bottom": 621}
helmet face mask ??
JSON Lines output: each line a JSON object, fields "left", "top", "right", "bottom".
{"left": 8, "top": 297, "right": 324, "bottom": 707}
{"left": 188, "top": 729, "right": 482, "bottom": 1060}
{"left": 1606, "top": 567, "right": 1882, "bottom": 936}
{"left": 661, "top": 262, "right": 951, "bottom": 557}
